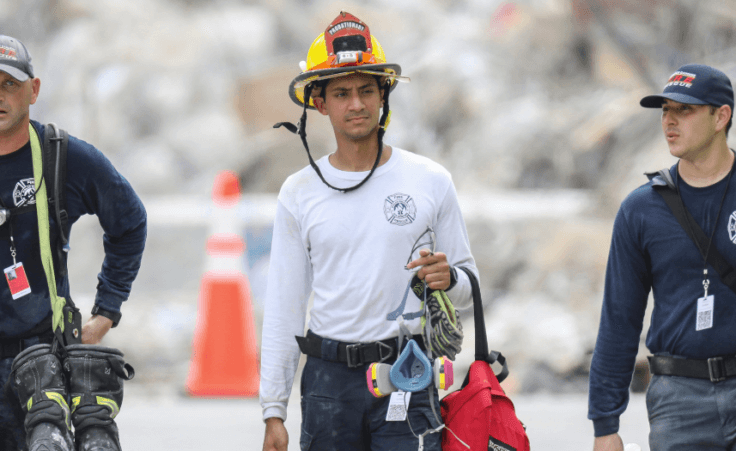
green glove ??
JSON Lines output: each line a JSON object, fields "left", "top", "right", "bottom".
{"left": 410, "top": 273, "right": 464, "bottom": 360}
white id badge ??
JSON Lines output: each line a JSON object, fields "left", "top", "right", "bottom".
{"left": 696, "top": 294, "right": 714, "bottom": 331}
{"left": 386, "top": 391, "right": 411, "bottom": 421}
{"left": 4, "top": 262, "right": 32, "bottom": 300}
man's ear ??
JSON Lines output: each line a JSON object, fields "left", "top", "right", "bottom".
{"left": 717, "top": 104, "right": 732, "bottom": 133}
{"left": 313, "top": 95, "right": 328, "bottom": 116}
{"left": 30, "top": 77, "right": 41, "bottom": 105}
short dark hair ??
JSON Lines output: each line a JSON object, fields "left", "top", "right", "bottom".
{"left": 710, "top": 105, "right": 733, "bottom": 136}
{"left": 310, "top": 75, "right": 384, "bottom": 102}
{"left": 310, "top": 79, "right": 329, "bottom": 101}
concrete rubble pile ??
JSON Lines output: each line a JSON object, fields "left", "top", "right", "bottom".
{"left": 3, "top": 0, "right": 736, "bottom": 394}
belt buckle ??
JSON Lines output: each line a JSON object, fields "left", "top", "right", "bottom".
{"left": 376, "top": 341, "right": 393, "bottom": 363}
{"left": 345, "top": 343, "right": 362, "bottom": 368}
{"left": 708, "top": 357, "right": 726, "bottom": 382}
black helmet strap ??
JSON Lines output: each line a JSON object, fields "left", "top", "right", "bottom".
{"left": 273, "top": 78, "right": 392, "bottom": 193}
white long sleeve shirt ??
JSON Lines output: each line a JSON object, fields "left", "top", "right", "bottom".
{"left": 260, "top": 148, "right": 478, "bottom": 421}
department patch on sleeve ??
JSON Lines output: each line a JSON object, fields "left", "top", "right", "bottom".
{"left": 384, "top": 193, "right": 416, "bottom": 226}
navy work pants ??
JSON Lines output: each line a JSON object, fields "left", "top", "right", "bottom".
{"left": 300, "top": 354, "right": 443, "bottom": 451}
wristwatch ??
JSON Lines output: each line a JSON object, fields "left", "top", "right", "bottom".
{"left": 447, "top": 266, "right": 458, "bottom": 291}
{"left": 91, "top": 305, "right": 121, "bottom": 328}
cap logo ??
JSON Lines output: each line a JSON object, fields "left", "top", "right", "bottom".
{"left": 0, "top": 46, "right": 18, "bottom": 61}
{"left": 328, "top": 21, "right": 365, "bottom": 35}
{"left": 665, "top": 71, "right": 696, "bottom": 89}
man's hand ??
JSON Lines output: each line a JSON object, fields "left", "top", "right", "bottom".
{"left": 406, "top": 248, "right": 451, "bottom": 291}
{"left": 594, "top": 433, "right": 624, "bottom": 451}
{"left": 263, "top": 417, "right": 288, "bottom": 451}
{"left": 81, "top": 315, "right": 113, "bottom": 345}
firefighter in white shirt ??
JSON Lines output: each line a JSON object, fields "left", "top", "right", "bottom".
{"left": 262, "top": 11, "right": 479, "bottom": 451}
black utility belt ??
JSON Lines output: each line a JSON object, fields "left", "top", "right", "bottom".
{"left": 296, "top": 330, "right": 425, "bottom": 368}
{"left": 648, "top": 354, "right": 736, "bottom": 383}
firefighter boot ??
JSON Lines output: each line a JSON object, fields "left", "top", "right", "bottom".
{"left": 10, "top": 344, "right": 75, "bottom": 451}
{"left": 64, "top": 345, "right": 134, "bottom": 451}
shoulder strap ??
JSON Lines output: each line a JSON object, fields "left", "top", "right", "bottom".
{"left": 43, "top": 123, "right": 69, "bottom": 277}
{"left": 651, "top": 169, "right": 736, "bottom": 293}
{"left": 457, "top": 266, "right": 509, "bottom": 383}
{"left": 29, "top": 123, "right": 68, "bottom": 334}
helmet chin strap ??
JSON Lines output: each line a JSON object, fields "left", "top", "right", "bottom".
{"left": 274, "top": 80, "right": 392, "bottom": 193}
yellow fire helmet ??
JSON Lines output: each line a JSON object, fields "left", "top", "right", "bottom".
{"left": 275, "top": 11, "right": 409, "bottom": 193}
{"left": 288, "top": 11, "right": 409, "bottom": 109}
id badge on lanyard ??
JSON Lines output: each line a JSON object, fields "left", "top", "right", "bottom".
{"left": 4, "top": 216, "right": 32, "bottom": 300}
{"left": 696, "top": 269, "right": 714, "bottom": 331}
{"left": 5, "top": 262, "right": 31, "bottom": 299}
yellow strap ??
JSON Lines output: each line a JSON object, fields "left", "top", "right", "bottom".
{"left": 29, "top": 123, "right": 66, "bottom": 332}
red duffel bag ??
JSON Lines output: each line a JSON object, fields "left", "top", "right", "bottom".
{"left": 441, "top": 268, "right": 530, "bottom": 451}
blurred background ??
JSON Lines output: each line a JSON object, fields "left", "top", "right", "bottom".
{"left": 5, "top": 0, "right": 736, "bottom": 448}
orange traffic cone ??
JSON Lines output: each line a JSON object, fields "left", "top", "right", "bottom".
{"left": 186, "top": 171, "right": 260, "bottom": 396}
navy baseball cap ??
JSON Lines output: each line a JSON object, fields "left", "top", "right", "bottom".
{"left": 640, "top": 64, "right": 734, "bottom": 111}
{"left": 0, "top": 35, "right": 34, "bottom": 82}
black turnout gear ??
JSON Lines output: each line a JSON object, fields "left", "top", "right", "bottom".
{"left": 63, "top": 345, "right": 134, "bottom": 451}
{"left": 9, "top": 344, "right": 75, "bottom": 451}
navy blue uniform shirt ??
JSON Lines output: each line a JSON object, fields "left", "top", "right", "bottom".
{"left": 589, "top": 161, "right": 736, "bottom": 436}
{"left": 0, "top": 120, "right": 146, "bottom": 338}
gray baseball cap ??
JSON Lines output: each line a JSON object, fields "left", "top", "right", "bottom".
{"left": 0, "top": 35, "right": 34, "bottom": 82}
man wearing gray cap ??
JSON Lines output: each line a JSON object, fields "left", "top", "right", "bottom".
{"left": 0, "top": 35, "right": 145, "bottom": 450}
{"left": 589, "top": 63, "right": 736, "bottom": 450}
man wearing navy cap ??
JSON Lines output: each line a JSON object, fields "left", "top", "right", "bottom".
{"left": 0, "top": 35, "right": 145, "bottom": 450}
{"left": 589, "top": 63, "right": 736, "bottom": 450}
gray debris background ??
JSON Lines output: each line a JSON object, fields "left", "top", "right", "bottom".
{"left": 3, "top": 0, "right": 736, "bottom": 447}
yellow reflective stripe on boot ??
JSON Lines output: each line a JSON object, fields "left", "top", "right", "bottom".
{"left": 71, "top": 396, "right": 81, "bottom": 413}
{"left": 29, "top": 124, "right": 66, "bottom": 333}
{"left": 45, "top": 391, "right": 72, "bottom": 430}
{"left": 96, "top": 396, "right": 120, "bottom": 419}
